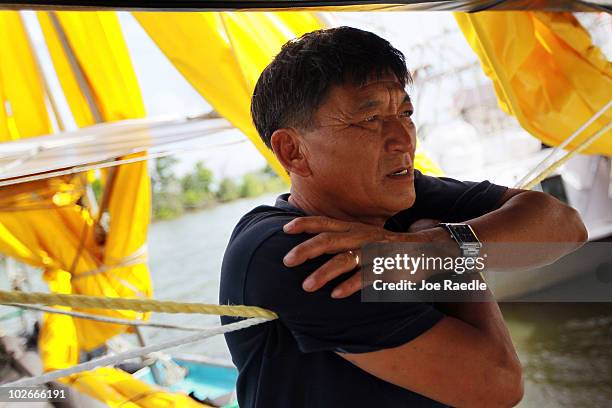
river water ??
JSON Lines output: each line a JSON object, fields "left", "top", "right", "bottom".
{"left": 143, "top": 193, "right": 612, "bottom": 407}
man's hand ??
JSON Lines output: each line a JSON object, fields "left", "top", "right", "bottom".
{"left": 283, "top": 190, "right": 588, "bottom": 300}
{"left": 283, "top": 216, "right": 435, "bottom": 298}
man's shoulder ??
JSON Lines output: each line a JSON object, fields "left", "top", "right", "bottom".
{"left": 228, "top": 201, "right": 303, "bottom": 251}
{"left": 221, "top": 195, "right": 308, "bottom": 282}
{"left": 219, "top": 197, "right": 323, "bottom": 310}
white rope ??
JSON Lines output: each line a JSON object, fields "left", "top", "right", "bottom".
{"left": 72, "top": 245, "right": 148, "bottom": 280}
{"left": 13, "top": 304, "right": 212, "bottom": 332}
{"left": 1, "top": 317, "right": 269, "bottom": 387}
{"left": 518, "top": 121, "right": 612, "bottom": 190}
{"left": 515, "top": 100, "right": 612, "bottom": 188}
{"left": 0, "top": 139, "right": 247, "bottom": 187}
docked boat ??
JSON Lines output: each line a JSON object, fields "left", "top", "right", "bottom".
{"left": 0, "top": 1, "right": 609, "bottom": 406}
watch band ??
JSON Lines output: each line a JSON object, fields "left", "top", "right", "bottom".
{"left": 438, "top": 223, "right": 482, "bottom": 258}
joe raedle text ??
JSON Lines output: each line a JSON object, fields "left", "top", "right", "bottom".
{"left": 373, "top": 278, "right": 488, "bottom": 292}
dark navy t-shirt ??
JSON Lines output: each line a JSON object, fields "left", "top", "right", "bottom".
{"left": 219, "top": 170, "right": 507, "bottom": 407}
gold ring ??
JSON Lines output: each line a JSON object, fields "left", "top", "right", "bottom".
{"left": 348, "top": 250, "right": 360, "bottom": 267}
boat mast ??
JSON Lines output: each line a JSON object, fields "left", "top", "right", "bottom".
{"left": 46, "top": 10, "right": 106, "bottom": 218}
{"left": 18, "top": 12, "right": 65, "bottom": 134}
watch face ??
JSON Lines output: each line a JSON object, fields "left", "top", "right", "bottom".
{"left": 451, "top": 225, "right": 479, "bottom": 243}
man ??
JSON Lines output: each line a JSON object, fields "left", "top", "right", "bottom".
{"left": 219, "top": 27, "right": 587, "bottom": 407}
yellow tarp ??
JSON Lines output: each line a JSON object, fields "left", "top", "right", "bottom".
{"left": 38, "top": 269, "right": 80, "bottom": 371}
{"left": 37, "top": 11, "right": 145, "bottom": 125}
{"left": 134, "top": 12, "right": 443, "bottom": 177}
{"left": 0, "top": 178, "right": 94, "bottom": 369}
{"left": 133, "top": 12, "right": 317, "bottom": 182}
{"left": 0, "top": 11, "right": 51, "bottom": 141}
{"left": 35, "top": 11, "right": 150, "bottom": 361}
{"left": 62, "top": 367, "right": 209, "bottom": 407}
{"left": 455, "top": 12, "right": 612, "bottom": 156}
{"left": 0, "top": 10, "right": 151, "bottom": 379}
{"left": 0, "top": 172, "right": 150, "bottom": 348}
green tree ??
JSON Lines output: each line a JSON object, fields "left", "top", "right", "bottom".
{"left": 216, "top": 177, "right": 240, "bottom": 202}
{"left": 181, "top": 161, "right": 214, "bottom": 208}
{"left": 153, "top": 192, "right": 183, "bottom": 220}
{"left": 240, "top": 173, "right": 265, "bottom": 198}
{"left": 153, "top": 156, "right": 179, "bottom": 192}
{"left": 258, "top": 165, "right": 287, "bottom": 193}
{"left": 152, "top": 156, "right": 183, "bottom": 220}
{"left": 262, "top": 164, "right": 277, "bottom": 177}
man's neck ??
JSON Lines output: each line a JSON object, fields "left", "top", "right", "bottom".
{"left": 287, "top": 189, "right": 388, "bottom": 227}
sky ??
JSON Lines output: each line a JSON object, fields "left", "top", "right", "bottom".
{"left": 20, "top": 11, "right": 611, "bottom": 179}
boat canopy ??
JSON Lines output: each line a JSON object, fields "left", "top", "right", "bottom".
{"left": 0, "top": 0, "right": 608, "bottom": 12}
{"left": 0, "top": 10, "right": 156, "bottom": 384}
{"left": 457, "top": 12, "right": 611, "bottom": 156}
{"left": 0, "top": 12, "right": 51, "bottom": 139}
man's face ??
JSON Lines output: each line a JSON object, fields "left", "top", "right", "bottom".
{"left": 300, "top": 72, "right": 417, "bottom": 219}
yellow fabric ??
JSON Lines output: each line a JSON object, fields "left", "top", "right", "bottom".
{"left": 135, "top": 11, "right": 443, "bottom": 177}
{"left": 68, "top": 157, "right": 153, "bottom": 350}
{"left": 0, "top": 174, "right": 150, "bottom": 354}
{"left": 62, "top": 367, "right": 209, "bottom": 407}
{"left": 133, "top": 12, "right": 297, "bottom": 182}
{"left": 35, "top": 11, "right": 151, "bottom": 358}
{"left": 0, "top": 175, "right": 190, "bottom": 408}
{"left": 455, "top": 12, "right": 612, "bottom": 156}
{"left": 0, "top": 11, "right": 51, "bottom": 141}
{"left": 0, "top": 11, "right": 151, "bottom": 373}
{"left": 69, "top": 155, "right": 153, "bottom": 349}
{"left": 0, "top": 179, "right": 81, "bottom": 264}
{"left": 0, "top": 179, "right": 101, "bottom": 358}
{"left": 38, "top": 269, "right": 79, "bottom": 372}
{"left": 38, "top": 11, "right": 145, "bottom": 126}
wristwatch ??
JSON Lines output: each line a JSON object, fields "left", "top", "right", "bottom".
{"left": 438, "top": 223, "right": 482, "bottom": 258}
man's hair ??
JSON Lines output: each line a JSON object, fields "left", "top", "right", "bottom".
{"left": 251, "top": 26, "right": 411, "bottom": 149}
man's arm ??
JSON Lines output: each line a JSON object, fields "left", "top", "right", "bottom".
{"left": 357, "top": 188, "right": 584, "bottom": 407}
{"left": 340, "top": 304, "right": 523, "bottom": 407}
{"left": 340, "top": 215, "right": 521, "bottom": 407}
{"left": 281, "top": 189, "right": 587, "bottom": 407}
{"left": 427, "top": 187, "right": 587, "bottom": 244}
{"left": 283, "top": 188, "right": 587, "bottom": 296}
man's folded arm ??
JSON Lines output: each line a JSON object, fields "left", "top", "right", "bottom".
{"left": 338, "top": 304, "right": 524, "bottom": 408}
{"left": 246, "top": 231, "right": 523, "bottom": 407}
{"left": 247, "top": 231, "right": 444, "bottom": 353}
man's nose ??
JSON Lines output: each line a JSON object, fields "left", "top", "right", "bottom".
{"left": 384, "top": 118, "right": 415, "bottom": 153}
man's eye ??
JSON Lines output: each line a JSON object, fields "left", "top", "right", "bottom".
{"left": 364, "top": 115, "right": 379, "bottom": 123}
{"left": 400, "top": 110, "right": 414, "bottom": 118}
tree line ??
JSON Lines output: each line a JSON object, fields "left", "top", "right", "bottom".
{"left": 150, "top": 157, "right": 286, "bottom": 220}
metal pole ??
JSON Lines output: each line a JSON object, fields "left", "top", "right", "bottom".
{"left": 47, "top": 11, "right": 103, "bottom": 124}
{"left": 18, "top": 11, "right": 65, "bottom": 133}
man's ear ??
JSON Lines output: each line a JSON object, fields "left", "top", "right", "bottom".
{"left": 270, "top": 128, "right": 311, "bottom": 177}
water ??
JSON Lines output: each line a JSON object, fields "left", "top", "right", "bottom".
{"left": 142, "top": 194, "right": 279, "bottom": 360}
{"left": 502, "top": 302, "right": 612, "bottom": 407}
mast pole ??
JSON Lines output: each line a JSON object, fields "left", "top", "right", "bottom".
{"left": 18, "top": 12, "right": 65, "bottom": 133}
{"left": 47, "top": 11, "right": 102, "bottom": 124}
